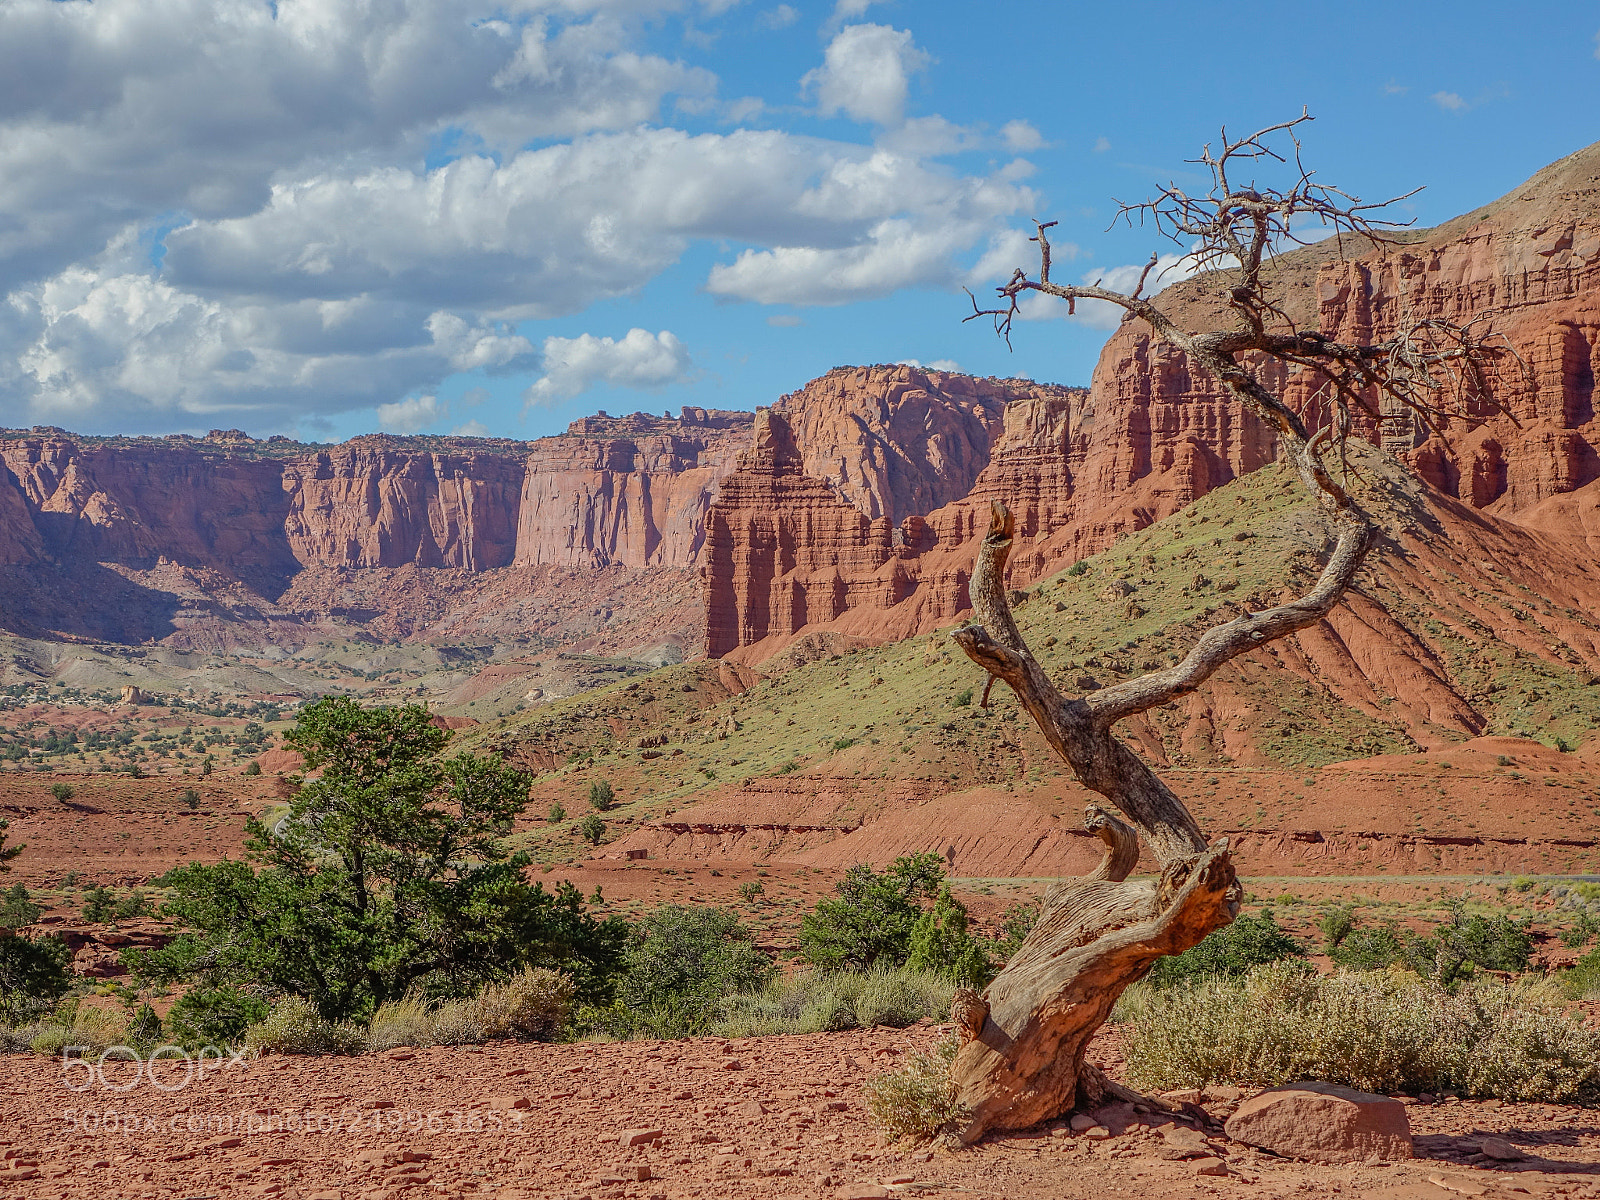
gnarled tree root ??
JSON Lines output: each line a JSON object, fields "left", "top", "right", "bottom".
{"left": 949, "top": 840, "right": 1237, "bottom": 1143}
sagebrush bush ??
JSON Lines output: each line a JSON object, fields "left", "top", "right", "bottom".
{"left": 244, "top": 998, "right": 364, "bottom": 1056}
{"left": 473, "top": 968, "right": 574, "bottom": 1040}
{"left": 863, "top": 1034, "right": 965, "bottom": 1142}
{"left": 428, "top": 998, "right": 487, "bottom": 1046}
{"left": 713, "top": 966, "right": 954, "bottom": 1038}
{"left": 1124, "top": 961, "right": 1600, "bottom": 1102}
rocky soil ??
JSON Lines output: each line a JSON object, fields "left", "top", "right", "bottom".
{"left": 3, "top": 1024, "right": 1599, "bottom": 1200}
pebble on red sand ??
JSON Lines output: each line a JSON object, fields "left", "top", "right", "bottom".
{"left": 487, "top": 1095, "right": 531, "bottom": 1110}
{"left": 621, "top": 1127, "right": 665, "bottom": 1146}
{"left": 1190, "top": 1156, "right": 1228, "bottom": 1176}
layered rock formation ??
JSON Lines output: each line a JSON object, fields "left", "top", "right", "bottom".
{"left": 705, "top": 141, "right": 1600, "bottom": 660}
{"left": 512, "top": 410, "right": 750, "bottom": 569}
{"left": 703, "top": 370, "right": 1089, "bottom": 657}
{"left": 0, "top": 411, "right": 753, "bottom": 647}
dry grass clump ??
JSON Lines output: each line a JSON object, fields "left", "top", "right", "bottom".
{"left": 713, "top": 967, "right": 955, "bottom": 1038}
{"left": 244, "top": 998, "right": 365, "bottom": 1057}
{"left": 366, "top": 997, "right": 435, "bottom": 1052}
{"left": 1124, "top": 961, "right": 1600, "bottom": 1102}
{"left": 28, "top": 1003, "right": 128, "bottom": 1057}
{"left": 862, "top": 1034, "right": 966, "bottom": 1142}
{"left": 363, "top": 969, "right": 577, "bottom": 1052}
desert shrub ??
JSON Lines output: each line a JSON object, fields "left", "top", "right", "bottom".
{"left": 164, "top": 987, "right": 268, "bottom": 1051}
{"left": 799, "top": 853, "right": 946, "bottom": 972}
{"left": 80, "top": 886, "right": 116, "bottom": 923}
{"left": 580, "top": 813, "right": 606, "bottom": 845}
{"left": 905, "top": 885, "right": 993, "bottom": 988}
{"left": 609, "top": 906, "right": 772, "bottom": 1037}
{"left": 367, "top": 997, "right": 435, "bottom": 1051}
{"left": 126, "top": 1003, "right": 163, "bottom": 1050}
{"left": 1329, "top": 906, "right": 1531, "bottom": 985}
{"left": 137, "top": 699, "right": 627, "bottom": 1022}
{"left": 244, "top": 997, "right": 364, "bottom": 1056}
{"left": 243, "top": 761, "right": 262, "bottom": 776}
{"left": 0, "top": 883, "right": 42, "bottom": 930}
{"left": 588, "top": 780, "right": 614, "bottom": 811}
{"left": 713, "top": 966, "right": 955, "bottom": 1038}
{"left": 1145, "top": 911, "right": 1304, "bottom": 988}
{"left": 1066, "top": 561, "right": 1088, "bottom": 577}
{"left": 428, "top": 998, "right": 487, "bottom": 1046}
{"left": 50, "top": 783, "right": 75, "bottom": 802}
{"left": 1123, "top": 961, "right": 1600, "bottom": 1101}
{"left": 863, "top": 1034, "right": 965, "bottom": 1142}
{"left": 181, "top": 788, "right": 201, "bottom": 810}
{"left": 1316, "top": 906, "right": 1355, "bottom": 949}
{"left": 547, "top": 802, "right": 566, "bottom": 824}
{"left": 1563, "top": 947, "right": 1600, "bottom": 999}
{"left": 738, "top": 880, "right": 764, "bottom": 903}
{"left": 473, "top": 968, "right": 574, "bottom": 1040}
{"left": 952, "top": 689, "right": 973, "bottom": 707}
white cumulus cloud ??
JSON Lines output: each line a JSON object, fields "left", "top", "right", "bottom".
{"left": 1000, "top": 120, "right": 1044, "bottom": 152}
{"left": 377, "top": 394, "right": 449, "bottom": 433}
{"left": 802, "top": 24, "right": 931, "bottom": 126}
{"left": 523, "top": 328, "right": 695, "bottom": 408}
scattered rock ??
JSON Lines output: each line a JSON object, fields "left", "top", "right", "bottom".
{"left": 1478, "top": 1136, "right": 1524, "bottom": 1161}
{"left": 1428, "top": 1173, "right": 1491, "bottom": 1197}
{"left": 621, "top": 1128, "right": 665, "bottom": 1146}
{"left": 1068, "top": 1114, "right": 1096, "bottom": 1133}
{"left": 487, "top": 1096, "right": 530, "bottom": 1110}
{"left": 1189, "top": 1157, "right": 1228, "bottom": 1177}
{"left": 1225, "top": 1082, "right": 1412, "bottom": 1164}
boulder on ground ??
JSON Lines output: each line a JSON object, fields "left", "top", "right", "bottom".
{"left": 1223, "top": 1082, "right": 1412, "bottom": 1164}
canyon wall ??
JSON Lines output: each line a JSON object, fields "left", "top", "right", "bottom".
{"left": 704, "top": 141, "right": 1600, "bottom": 660}
{"left": 703, "top": 370, "right": 1090, "bottom": 658}
{"left": 0, "top": 413, "right": 754, "bottom": 646}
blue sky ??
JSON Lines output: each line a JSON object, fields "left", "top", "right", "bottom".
{"left": 0, "top": 0, "right": 1595, "bottom": 442}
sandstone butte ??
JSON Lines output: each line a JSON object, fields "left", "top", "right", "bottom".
{"left": 703, "top": 140, "right": 1600, "bottom": 664}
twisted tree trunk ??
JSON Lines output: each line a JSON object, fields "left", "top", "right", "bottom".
{"left": 947, "top": 480, "right": 1371, "bottom": 1143}
{"left": 941, "top": 114, "right": 1504, "bottom": 1142}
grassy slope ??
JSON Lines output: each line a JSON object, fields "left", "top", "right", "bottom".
{"left": 468, "top": 457, "right": 1600, "bottom": 866}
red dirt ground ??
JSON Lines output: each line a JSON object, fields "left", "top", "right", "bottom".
{"left": 3, "top": 1023, "right": 1598, "bottom": 1200}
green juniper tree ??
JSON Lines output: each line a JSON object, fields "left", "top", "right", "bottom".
{"left": 131, "top": 698, "right": 627, "bottom": 1021}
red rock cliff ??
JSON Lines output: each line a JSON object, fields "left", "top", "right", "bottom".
{"left": 706, "top": 141, "right": 1600, "bottom": 660}
{"left": 513, "top": 410, "right": 752, "bottom": 568}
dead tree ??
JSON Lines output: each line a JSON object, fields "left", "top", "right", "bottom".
{"left": 949, "top": 113, "right": 1503, "bottom": 1142}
